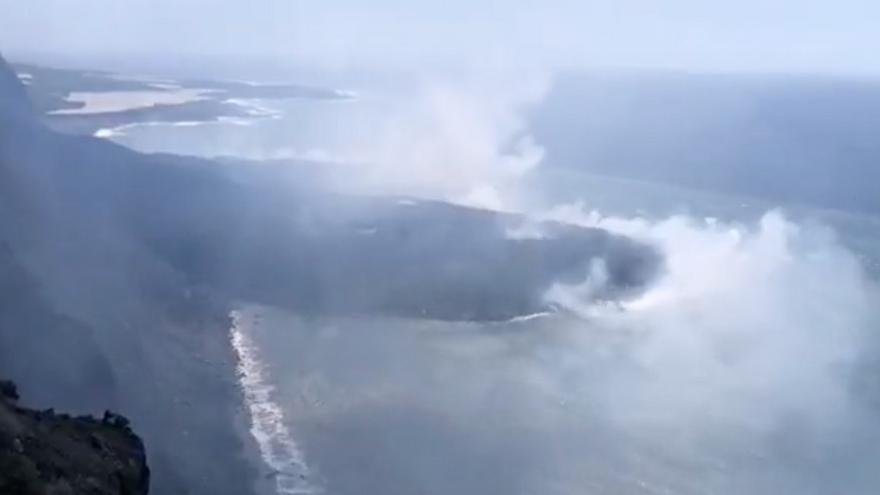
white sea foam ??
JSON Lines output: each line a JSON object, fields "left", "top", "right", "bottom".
{"left": 149, "top": 82, "right": 183, "bottom": 90}
{"left": 93, "top": 121, "right": 162, "bottom": 138}
{"left": 225, "top": 98, "right": 284, "bottom": 118}
{"left": 92, "top": 117, "right": 255, "bottom": 139}
{"left": 171, "top": 121, "right": 205, "bottom": 127}
{"left": 94, "top": 127, "right": 127, "bottom": 138}
{"left": 503, "top": 311, "right": 554, "bottom": 324}
{"left": 230, "top": 310, "right": 321, "bottom": 495}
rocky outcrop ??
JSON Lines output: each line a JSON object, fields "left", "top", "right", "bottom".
{"left": 0, "top": 380, "right": 149, "bottom": 495}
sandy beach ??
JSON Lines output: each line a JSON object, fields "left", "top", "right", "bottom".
{"left": 49, "top": 88, "right": 214, "bottom": 115}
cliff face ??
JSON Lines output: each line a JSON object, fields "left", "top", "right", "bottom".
{"left": 0, "top": 380, "right": 149, "bottom": 495}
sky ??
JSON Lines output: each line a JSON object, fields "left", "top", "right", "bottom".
{"left": 1, "top": 0, "right": 879, "bottom": 75}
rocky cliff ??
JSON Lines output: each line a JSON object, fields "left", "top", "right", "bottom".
{"left": 0, "top": 380, "right": 149, "bottom": 495}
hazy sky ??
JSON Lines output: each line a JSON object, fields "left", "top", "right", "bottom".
{"left": 1, "top": 0, "right": 878, "bottom": 74}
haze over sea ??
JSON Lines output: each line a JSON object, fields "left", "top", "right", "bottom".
{"left": 79, "top": 61, "right": 880, "bottom": 495}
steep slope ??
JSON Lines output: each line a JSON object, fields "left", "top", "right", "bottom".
{"left": 0, "top": 53, "right": 258, "bottom": 495}
{"left": 0, "top": 242, "right": 117, "bottom": 411}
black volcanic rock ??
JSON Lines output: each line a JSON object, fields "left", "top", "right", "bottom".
{"left": 198, "top": 194, "right": 661, "bottom": 320}
{"left": 0, "top": 380, "right": 150, "bottom": 495}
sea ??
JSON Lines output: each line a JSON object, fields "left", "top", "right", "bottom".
{"left": 98, "top": 70, "right": 880, "bottom": 495}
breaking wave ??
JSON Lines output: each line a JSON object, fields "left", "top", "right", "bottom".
{"left": 93, "top": 117, "right": 255, "bottom": 139}
{"left": 230, "top": 310, "right": 321, "bottom": 495}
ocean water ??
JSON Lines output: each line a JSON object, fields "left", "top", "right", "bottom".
{"left": 230, "top": 286, "right": 880, "bottom": 495}
{"left": 99, "top": 83, "right": 880, "bottom": 278}
{"left": 103, "top": 96, "right": 379, "bottom": 161}
{"left": 230, "top": 305, "right": 677, "bottom": 495}
{"left": 106, "top": 87, "right": 880, "bottom": 494}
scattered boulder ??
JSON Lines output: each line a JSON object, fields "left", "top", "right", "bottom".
{"left": 0, "top": 380, "right": 18, "bottom": 400}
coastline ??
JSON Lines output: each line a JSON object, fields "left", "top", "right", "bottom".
{"left": 229, "top": 306, "right": 322, "bottom": 495}
{"left": 232, "top": 388, "right": 278, "bottom": 495}
{"left": 215, "top": 307, "right": 276, "bottom": 495}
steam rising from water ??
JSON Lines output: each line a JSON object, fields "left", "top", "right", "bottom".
{"left": 229, "top": 206, "right": 880, "bottom": 493}
{"left": 325, "top": 73, "right": 550, "bottom": 210}
{"left": 202, "top": 70, "right": 878, "bottom": 492}
{"left": 540, "top": 205, "right": 877, "bottom": 444}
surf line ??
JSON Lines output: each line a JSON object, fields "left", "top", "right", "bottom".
{"left": 230, "top": 309, "right": 321, "bottom": 494}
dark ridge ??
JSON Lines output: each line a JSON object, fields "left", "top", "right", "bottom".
{"left": 0, "top": 379, "right": 150, "bottom": 495}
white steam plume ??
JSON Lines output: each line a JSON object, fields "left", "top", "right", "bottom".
{"left": 539, "top": 204, "right": 878, "bottom": 442}
{"left": 327, "top": 72, "right": 550, "bottom": 210}
{"left": 223, "top": 70, "right": 880, "bottom": 491}
{"left": 317, "top": 75, "right": 879, "bottom": 443}
{"left": 314, "top": 71, "right": 879, "bottom": 447}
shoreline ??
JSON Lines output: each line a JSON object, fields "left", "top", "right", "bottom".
{"left": 225, "top": 307, "right": 278, "bottom": 495}
{"left": 229, "top": 306, "right": 322, "bottom": 495}
{"left": 232, "top": 390, "right": 278, "bottom": 495}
